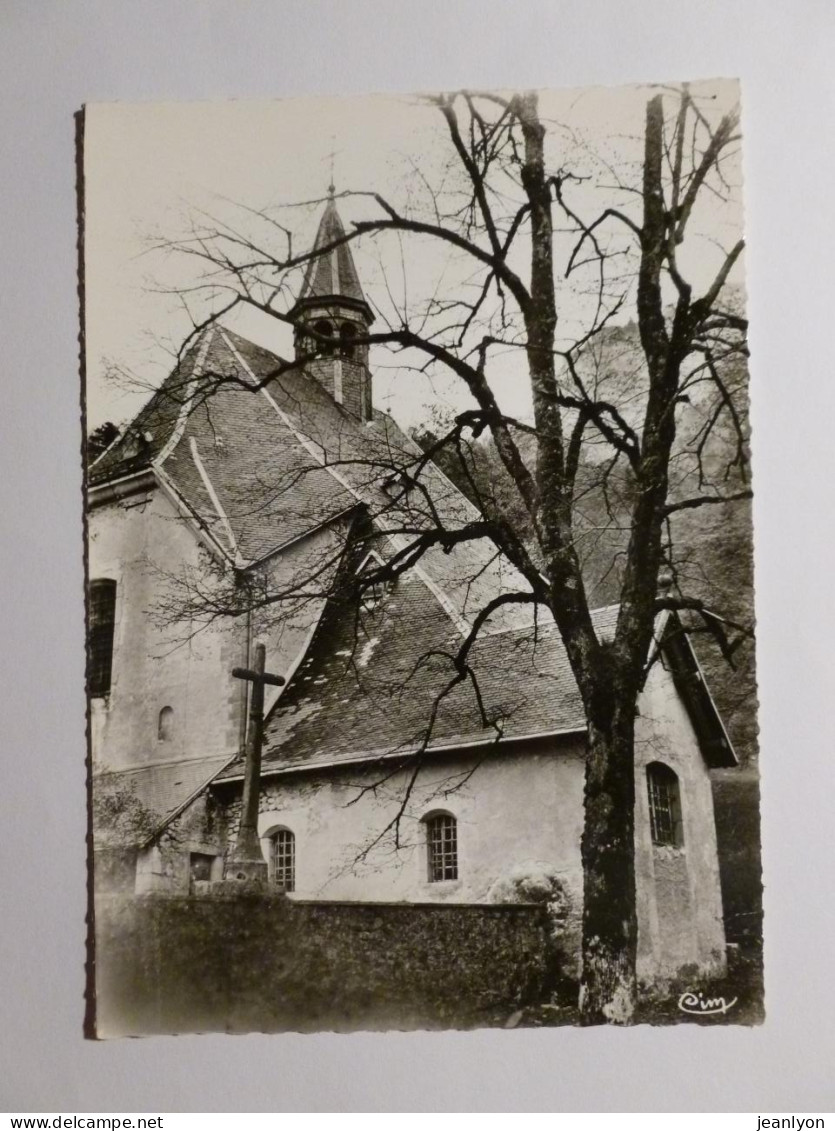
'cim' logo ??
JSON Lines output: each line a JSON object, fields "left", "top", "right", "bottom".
{"left": 677, "top": 991, "right": 738, "bottom": 1016}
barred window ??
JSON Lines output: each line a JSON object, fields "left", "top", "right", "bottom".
{"left": 646, "top": 762, "right": 683, "bottom": 847}
{"left": 426, "top": 813, "right": 458, "bottom": 882}
{"left": 270, "top": 829, "right": 295, "bottom": 892}
{"left": 88, "top": 579, "right": 117, "bottom": 698}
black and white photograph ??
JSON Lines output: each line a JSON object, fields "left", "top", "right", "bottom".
{"left": 83, "top": 79, "right": 761, "bottom": 1036}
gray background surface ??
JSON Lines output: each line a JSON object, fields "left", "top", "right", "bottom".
{"left": 1, "top": 0, "right": 833, "bottom": 1112}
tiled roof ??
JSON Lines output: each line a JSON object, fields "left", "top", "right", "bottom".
{"left": 214, "top": 586, "right": 618, "bottom": 781}
{"left": 221, "top": 332, "right": 538, "bottom": 630}
{"left": 160, "top": 330, "right": 357, "bottom": 561}
{"left": 295, "top": 196, "right": 368, "bottom": 310}
{"left": 88, "top": 338, "right": 206, "bottom": 484}
{"left": 89, "top": 329, "right": 359, "bottom": 562}
{"left": 96, "top": 754, "right": 232, "bottom": 830}
{"left": 90, "top": 322, "right": 539, "bottom": 626}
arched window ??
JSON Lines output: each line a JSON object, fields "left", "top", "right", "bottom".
{"left": 425, "top": 813, "right": 458, "bottom": 882}
{"left": 88, "top": 579, "right": 117, "bottom": 697}
{"left": 646, "top": 762, "right": 683, "bottom": 847}
{"left": 269, "top": 828, "right": 295, "bottom": 891}
{"left": 339, "top": 322, "right": 357, "bottom": 358}
{"left": 157, "top": 706, "right": 174, "bottom": 742}
{"left": 312, "top": 319, "right": 334, "bottom": 356}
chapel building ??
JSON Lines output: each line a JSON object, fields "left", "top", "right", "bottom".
{"left": 87, "top": 194, "right": 738, "bottom": 982}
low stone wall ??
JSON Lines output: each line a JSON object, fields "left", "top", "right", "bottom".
{"left": 94, "top": 891, "right": 556, "bottom": 1035}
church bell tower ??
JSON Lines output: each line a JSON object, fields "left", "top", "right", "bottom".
{"left": 290, "top": 190, "right": 375, "bottom": 421}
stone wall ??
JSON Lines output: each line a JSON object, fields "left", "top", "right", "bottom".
{"left": 94, "top": 891, "right": 555, "bottom": 1036}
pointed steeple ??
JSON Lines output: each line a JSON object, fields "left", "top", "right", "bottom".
{"left": 291, "top": 193, "right": 375, "bottom": 421}
{"left": 294, "top": 192, "right": 372, "bottom": 321}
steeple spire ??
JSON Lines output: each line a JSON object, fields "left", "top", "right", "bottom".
{"left": 293, "top": 196, "right": 371, "bottom": 319}
{"left": 291, "top": 196, "right": 375, "bottom": 421}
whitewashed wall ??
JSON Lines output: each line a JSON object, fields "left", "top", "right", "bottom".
{"left": 88, "top": 486, "right": 244, "bottom": 770}
{"left": 634, "top": 656, "right": 728, "bottom": 979}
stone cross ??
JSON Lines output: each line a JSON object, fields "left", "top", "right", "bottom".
{"left": 227, "top": 643, "right": 285, "bottom": 882}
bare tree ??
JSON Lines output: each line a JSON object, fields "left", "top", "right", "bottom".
{"left": 105, "top": 84, "right": 751, "bottom": 1024}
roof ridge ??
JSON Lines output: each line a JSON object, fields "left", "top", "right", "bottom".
{"left": 153, "top": 326, "right": 216, "bottom": 470}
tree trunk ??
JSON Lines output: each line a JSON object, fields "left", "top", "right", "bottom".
{"left": 579, "top": 704, "right": 638, "bottom": 1024}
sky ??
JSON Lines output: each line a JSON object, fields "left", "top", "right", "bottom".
{"left": 83, "top": 78, "right": 745, "bottom": 434}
